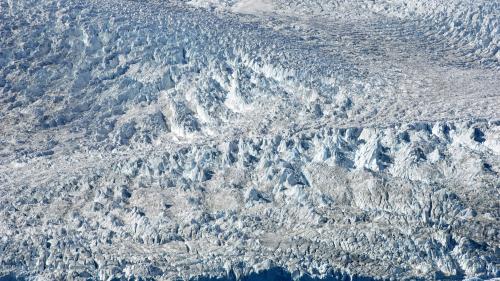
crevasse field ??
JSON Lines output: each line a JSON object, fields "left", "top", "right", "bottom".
{"left": 0, "top": 0, "right": 499, "bottom": 280}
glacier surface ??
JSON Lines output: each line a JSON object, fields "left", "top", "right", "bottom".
{"left": 0, "top": 0, "right": 499, "bottom": 280}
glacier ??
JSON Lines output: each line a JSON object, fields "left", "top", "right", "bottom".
{"left": 0, "top": 0, "right": 499, "bottom": 280}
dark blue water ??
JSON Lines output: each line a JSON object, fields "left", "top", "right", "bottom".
{"left": 194, "top": 267, "right": 384, "bottom": 281}
{"left": 0, "top": 267, "right": 389, "bottom": 281}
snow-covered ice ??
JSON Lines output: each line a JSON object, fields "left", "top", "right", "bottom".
{"left": 0, "top": 0, "right": 499, "bottom": 280}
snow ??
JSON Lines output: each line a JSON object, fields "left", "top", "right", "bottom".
{"left": 0, "top": 0, "right": 499, "bottom": 280}
{"left": 231, "top": 0, "right": 275, "bottom": 14}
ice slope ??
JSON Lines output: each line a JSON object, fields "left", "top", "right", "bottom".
{"left": 0, "top": 0, "right": 499, "bottom": 280}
